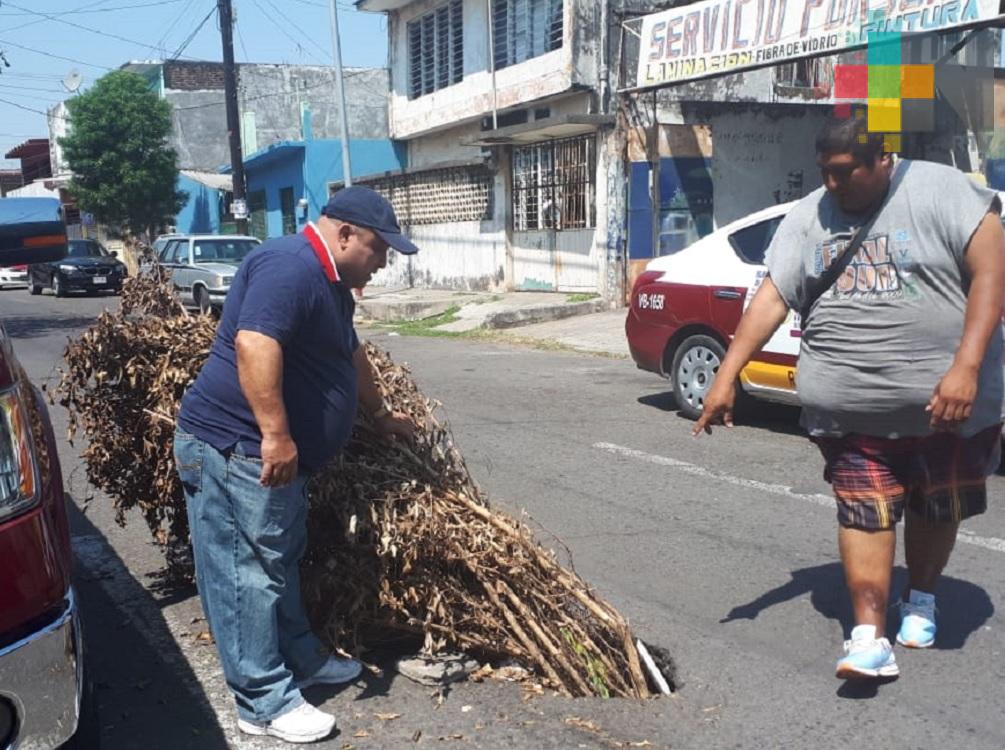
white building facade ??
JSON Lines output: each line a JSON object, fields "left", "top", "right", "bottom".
{"left": 357, "top": 0, "right": 617, "bottom": 295}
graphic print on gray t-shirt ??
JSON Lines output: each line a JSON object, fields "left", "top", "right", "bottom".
{"left": 766, "top": 159, "right": 1003, "bottom": 438}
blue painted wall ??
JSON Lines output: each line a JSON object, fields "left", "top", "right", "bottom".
{"left": 175, "top": 173, "right": 222, "bottom": 234}
{"left": 246, "top": 147, "right": 306, "bottom": 239}
{"left": 243, "top": 138, "right": 407, "bottom": 240}
{"left": 302, "top": 139, "right": 407, "bottom": 217}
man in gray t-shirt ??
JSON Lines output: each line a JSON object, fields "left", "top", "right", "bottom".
{"left": 694, "top": 115, "right": 1005, "bottom": 682}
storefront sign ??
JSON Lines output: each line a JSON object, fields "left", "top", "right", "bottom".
{"left": 635, "top": 0, "right": 1001, "bottom": 88}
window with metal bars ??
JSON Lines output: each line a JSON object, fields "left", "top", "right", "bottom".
{"left": 512, "top": 135, "right": 595, "bottom": 232}
{"left": 407, "top": 0, "right": 464, "bottom": 99}
{"left": 492, "top": 0, "right": 563, "bottom": 71}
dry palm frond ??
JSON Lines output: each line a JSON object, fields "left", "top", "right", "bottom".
{"left": 57, "top": 258, "right": 662, "bottom": 698}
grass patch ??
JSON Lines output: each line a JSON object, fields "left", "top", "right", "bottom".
{"left": 382, "top": 306, "right": 463, "bottom": 337}
{"left": 566, "top": 292, "right": 600, "bottom": 303}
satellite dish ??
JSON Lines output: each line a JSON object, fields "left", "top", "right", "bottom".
{"left": 62, "top": 69, "right": 83, "bottom": 93}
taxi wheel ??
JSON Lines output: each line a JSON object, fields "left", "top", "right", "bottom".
{"left": 671, "top": 334, "right": 725, "bottom": 421}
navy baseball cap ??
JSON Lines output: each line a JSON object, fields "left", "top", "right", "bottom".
{"left": 322, "top": 186, "right": 419, "bottom": 255}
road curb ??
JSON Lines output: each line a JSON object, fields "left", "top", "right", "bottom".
{"left": 355, "top": 297, "right": 474, "bottom": 323}
{"left": 482, "top": 299, "right": 610, "bottom": 330}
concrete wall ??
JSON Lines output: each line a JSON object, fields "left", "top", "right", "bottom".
{"left": 386, "top": 0, "right": 597, "bottom": 139}
{"left": 657, "top": 103, "right": 829, "bottom": 228}
{"left": 369, "top": 162, "right": 508, "bottom": 291}
{"left": 175, "top": 174, "right": 223, "bottom": 235}
{"left": 372, "top": 216, "right": 509, "bottom": 291}
{"left": 404, "top": 90, "right": 592, "bottom": 169}
{"left": 5, "top": 180, "right": 59, "bottom": 199}
{"left": 702, "top": 106, "right": 826, "bottom": 227}
{"left": 238, "top": 65, "right": 390, "bottom": 146}
{"left": 406, "top": 121, "right": 487, "bottom": 169}
{"left": 107, "top": 63, "right": 393, "bottom": 172}
{"left": 165, "top": 91, "right": 229, "bottom": 170}
{"left": 371, "top": 122, "right": 612, "bottom": 294}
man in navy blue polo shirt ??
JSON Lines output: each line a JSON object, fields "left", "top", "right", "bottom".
{"left": 173, "top": 186, "right": 418, "bottom": 744}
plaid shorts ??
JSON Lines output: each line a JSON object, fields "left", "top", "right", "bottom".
{"left": 813, "top": 424, "right": 1001, "bottom": 531}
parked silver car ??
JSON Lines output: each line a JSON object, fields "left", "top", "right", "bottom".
{"left": 151, "top": 233, "right": 187, "bottom": 257}
{"left": 157, "top": 235, "right": 260, "bottom": 313}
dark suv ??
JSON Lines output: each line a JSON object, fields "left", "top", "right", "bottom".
{"left": 0, "top": 197, "right": 97, "bottom": 748}
{"left": 28, "top": 238, "right": 127, "bottom": 297}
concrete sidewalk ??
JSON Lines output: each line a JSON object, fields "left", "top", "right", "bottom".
{"left": 355, "top": 287, "right": 609, "bottom": 331}
{"left": 355, "top": 287, "right": 629, "bottom": 358}
{"left": 496, "top": 309, "right": 629, "bottom": 358}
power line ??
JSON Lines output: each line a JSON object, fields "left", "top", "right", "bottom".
{"left": 1, "top": 0, "right": 115, "bottom": 35}
{"left": 156, "top": 0, "right": 199, "bottom": 54}
{"left": 0, "top": 38, "right": 113, "bottom": 71}
{"left": 169, "top": 5, "right": 217, "bottom": 60}
{"left": 3, "top": 1, "right": 202, "bottom": 59}
{"left": 235, "top": 11, "right": 251, "bottom": 62}
{"left": 261, "top": 0, "right": 332, "bottom": 61}
{"left": 0, "top": 82, "right": 72, "bottom": 94}
{"left": 0, "top": 0, "right": 187, "bottom": 17}
{"left": 0, "top": 72, "right": 68, "bottom": 80}
{"left": 250, "top": 0, "right": 325, "bottom": 64}
{"left": 0, "top": 96, "right": 64, "bottom": 118}
{"left": 0, "top": 89, "right": 66, "bottom": 104}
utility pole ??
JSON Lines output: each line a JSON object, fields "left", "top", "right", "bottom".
{"left": 328, "top": 1, "right": 352, "bottom": 187}
{"left": 218, "top": 0, "right": 249, "bottom": 234}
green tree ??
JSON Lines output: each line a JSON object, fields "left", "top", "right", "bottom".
{"left": 60, "top": 70, "right": 186, "bottom": 238}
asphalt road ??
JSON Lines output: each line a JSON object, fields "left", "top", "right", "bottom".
{"left": 3, "top": 286, "right": 1004, "bottom": 749}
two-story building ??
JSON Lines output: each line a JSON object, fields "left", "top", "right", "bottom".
{"left": 357, "top": 0, "right": 617, "bottom": 294}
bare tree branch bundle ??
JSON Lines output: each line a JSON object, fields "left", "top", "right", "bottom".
{"left": 56, "top": 263, "right": 661, "bottom": 699}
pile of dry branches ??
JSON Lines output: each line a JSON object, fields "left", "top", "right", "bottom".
{"left": 58, "top": 264, "right": 664, "bottom": 698}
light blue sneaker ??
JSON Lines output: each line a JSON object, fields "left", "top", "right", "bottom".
{"left": 897, "top": 590, "right": 937, "bottom": 649}
{"left": 835, "top": 625, "right": 900, "bottom": 680}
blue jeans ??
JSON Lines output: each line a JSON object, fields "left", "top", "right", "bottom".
{"left": 173, "top": 430, "right": 327, "bottom": 722}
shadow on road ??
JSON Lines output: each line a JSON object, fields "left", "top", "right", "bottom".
{"left": 3, "top": 313, "right": 102, "bottom": 340}
{"left": 718, "top": 562, "right": 993, "bottom": 651}
{"left": 638, "top": 390, "right": 806, "bottom": 438}
{"left": 66, "top": 499, "right": 229, "bottom": 749}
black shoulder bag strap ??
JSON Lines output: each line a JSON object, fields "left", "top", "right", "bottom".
{"left": 798, "top": 200, "right": 887, "bottom": 324}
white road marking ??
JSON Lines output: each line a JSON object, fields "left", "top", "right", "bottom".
{"left": 593, "top": 442, "right": 1005, "bottom": 554}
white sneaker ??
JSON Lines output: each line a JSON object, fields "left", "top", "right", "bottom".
{"left": 237, "top": 702, "right": 336, "bottom": 744}
{"left": 299, "top": 656, "right": 363, "bottom": 690}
